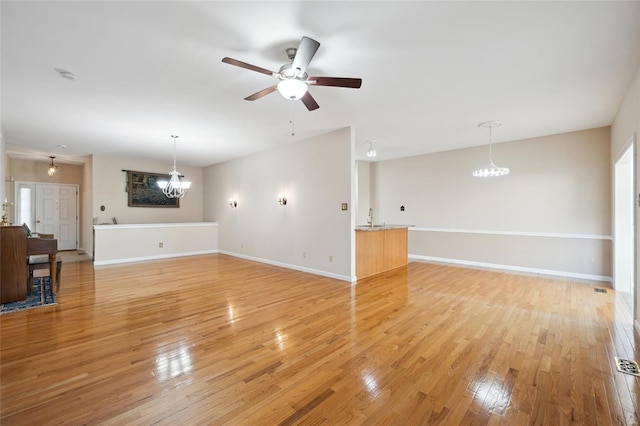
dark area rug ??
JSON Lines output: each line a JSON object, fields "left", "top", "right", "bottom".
{"left": 0, "top": 277, "right": 56, "bottom": 314}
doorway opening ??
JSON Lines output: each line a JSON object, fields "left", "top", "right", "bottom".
{"left": 614, "top": 135, "right": 635, "bottom": 319}
{"left": 14, "top": 182, "right": 79, "bottom": 251}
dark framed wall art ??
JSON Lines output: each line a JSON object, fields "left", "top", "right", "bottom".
{"left": 127, "top": 170, "right": 179, "bottom": 207}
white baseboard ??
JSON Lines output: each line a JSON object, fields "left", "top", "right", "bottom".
{"left": 93, "top": 250, "right": 218, "bottom": 266}
{"left": 218, "top": 250, "right": 353, "bottom": 282}
{"left": 409, "top": 254, "right": 613, "bottom": 283}
{"left": 77, "top": 246, "right": 93, "bottom": 259}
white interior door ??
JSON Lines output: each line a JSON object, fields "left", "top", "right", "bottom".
{"left": 35, "top": 184, "right": 78, "bottom": 250}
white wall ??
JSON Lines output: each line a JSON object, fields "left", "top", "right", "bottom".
{"left": 82, "top": 155, "right": 93, "bottom": 254}
{"left": 93, "top": 222, "right": 218, "bottom": 265}
{"left": 612, "top": 66, "right": 639, "bottom": 159}
{"left": 92, "top": 154, "right": 203, "bottom": 225}
{"left": 202, "top": 128, "right": 353, "bottom": 281}
{"left": 611, "top": 62, "right": 639, "bottom": 328}
{"left": 0, "top": 133, "right": 5, "bottom": 208}
{"left": 356, "top": 160, "right": 371, "bottom": 225}
{"left": 373, "top": 127, "right": 612, "bottom": 280}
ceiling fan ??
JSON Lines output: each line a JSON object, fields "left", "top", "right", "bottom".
{"left": 222, "top": 36, "right": 362, "bottom": 111}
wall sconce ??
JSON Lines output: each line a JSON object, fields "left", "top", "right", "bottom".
{"left": 229, "top": 198, "right": 238, "bottom": 208}
{"left": 278, "top": 195, "right": 287, "bottom": 206}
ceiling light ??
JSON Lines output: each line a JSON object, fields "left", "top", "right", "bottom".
{"left": 156, "top": 135, "right": 191, "bottom": 198}
{"left": 277, "top": 79, "right": 308, "bottom": 100}
{"left": 472, "top": 121, "right": 510, "bottom": 177}
{"left": 47, "top": 156, "right": 59, "bottom": 176}
{"left": 54, "top": 68, "right": 77, "bottom": 81}
{"left": 366, "top": 141, "right": 377, "bottom": 158}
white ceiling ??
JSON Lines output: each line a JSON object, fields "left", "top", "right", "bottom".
{"left": 2, "top": 1, "right": 639, "bottom": 167}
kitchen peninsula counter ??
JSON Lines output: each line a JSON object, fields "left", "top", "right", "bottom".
{"left": 355, "top": 225, "right": 409, "bottom": 279}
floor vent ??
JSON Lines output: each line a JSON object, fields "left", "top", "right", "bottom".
{"left": 594, "top": 288, "right": 607, "bottom": 293}
{"left": 614, "top": 357, "right": 640, "bottom": 377}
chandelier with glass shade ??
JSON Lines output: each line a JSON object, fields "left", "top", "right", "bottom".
{"left": 157, "top": 135, "right": 191, "bottom": 198}
{"left": 472, "top": 121, "right": 510, "bottom": 177}
{"left": 47, "top": 156, "right": 59, "bottom": 176}
{"left": 366, "top": 141, "right": 377, "bottom": 158}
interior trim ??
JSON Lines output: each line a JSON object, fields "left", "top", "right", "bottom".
{"left": 93, "top": 250, "right": 218, "bottom": 266}
{"left": 410, "top": 227, "right": 612, "bottom": 240}
{"left": 218, "top": 250, "right": 352, "bottom": 282}
{"left": 93, "top": 222, "right": 218, "bottom": 230}
{"left": 409, "top": 254, "right": 613, "bottom": 283}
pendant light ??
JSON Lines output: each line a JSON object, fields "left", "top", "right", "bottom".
{"left": 47, "top": 156, "right": 59, "bottom": 176}
{"left": 366, "top": 141, "right": 377, "bottom": 158}
{"left": 157, "top": 135, "right": 191, "bottom": 198}
{"left": 472, "top": 121, "right": 510, "bottom": 177}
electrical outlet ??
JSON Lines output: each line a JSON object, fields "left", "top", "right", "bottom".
{"left": 159, "top": 242, "right": 163, "bottom": 248}
{"left": 588, "top": 257, "right": 594, "bottom": 264}
{"left": 329, "top": 255, "right": 333, "bottom": 262}
{"left": 302, "top": 251, "right": 306, "bottom": 258}
{"left": 241, "top": 242, "right": 244, "bottom": 248}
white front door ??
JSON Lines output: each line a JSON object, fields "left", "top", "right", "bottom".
{"left": 35, "top": 184, "right": 78, "bottom": 250}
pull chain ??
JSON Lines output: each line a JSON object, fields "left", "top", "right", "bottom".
{"left": 289, "top": 101, "right": 296, "bottom": 136}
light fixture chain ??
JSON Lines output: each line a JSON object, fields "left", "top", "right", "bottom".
{"left": 171, "top": 135, "right": 178, "bottom": 170}
{"left": 289, "top": 101, "right": 295, "bottom": 136}
{"left": 489, "top": 125, "right": 493, "bottom": 165}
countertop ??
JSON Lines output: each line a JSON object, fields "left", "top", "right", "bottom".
{"left": 355, "top": 224, "right": 413, "bottom": 232}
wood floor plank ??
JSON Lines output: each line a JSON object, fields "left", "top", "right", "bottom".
{"left": 1, "top": 256, "right": 638, "bottom": 424}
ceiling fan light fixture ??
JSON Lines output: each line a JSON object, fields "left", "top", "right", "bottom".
{"left": 277, "top": 79, "right": 308, "bottom": 100}
{"left": 222, "top": 36, "right": 362, "bottom": 111}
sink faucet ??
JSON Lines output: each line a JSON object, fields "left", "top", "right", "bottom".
{"left": 367, "top": 208, "right": 373, "bottom": 228}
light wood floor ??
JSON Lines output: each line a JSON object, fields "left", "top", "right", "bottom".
{"left": 1, "top": 255, "right": 638, "bottom": 425}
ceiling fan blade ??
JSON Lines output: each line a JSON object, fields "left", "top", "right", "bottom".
{"left": 309, "top": 76, "right": 362, "bottom": 89}
{"left": 300, "top": 91, "right": 320, "bottom": 111}
{"left": 222, "top": 57, "right": 275, "bottom": 76}
{"left": 244, "top": 85, "right": 278, "bottom": 101}
{"left": 291, "top": 36, "right": 320, "bottom": 74}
